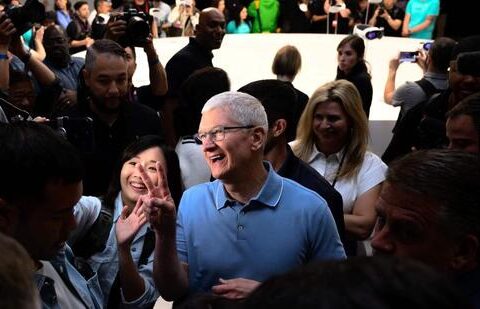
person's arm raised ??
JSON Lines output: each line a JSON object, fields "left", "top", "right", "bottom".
{"left": 140, "top": 162, "right": 189, "bottom": 301}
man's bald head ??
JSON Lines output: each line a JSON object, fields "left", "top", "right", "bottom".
{"left": 195, "top": 8, "right": 226, "bottom": 50}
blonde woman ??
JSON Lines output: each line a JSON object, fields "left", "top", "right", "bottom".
{"left": 291, "top": 80, "right": 386, "bottom": 255}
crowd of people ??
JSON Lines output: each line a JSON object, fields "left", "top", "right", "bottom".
{"left": 0, "top": 0, "right": 480, "bottom": 308}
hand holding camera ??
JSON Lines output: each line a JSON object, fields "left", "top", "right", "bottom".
{"left": 109, "top": 8, "right": 151, "bottom": 47}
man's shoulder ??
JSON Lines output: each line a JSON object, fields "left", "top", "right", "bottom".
{"left": 280, "top": 176, "right": 328, "bottom": 209}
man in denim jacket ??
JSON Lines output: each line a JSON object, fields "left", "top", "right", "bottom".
{"left": 0, "top": 122, "right": 103, "bottom": 309}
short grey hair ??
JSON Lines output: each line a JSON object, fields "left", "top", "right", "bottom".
{"left": 202, "top": 91, "right": 268, "bottom": 131}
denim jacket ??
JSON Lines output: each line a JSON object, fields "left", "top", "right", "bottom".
{"left": 73, "top": 194, "right": 158, "bottom": 308}
{"left": 34, "top": 246, "right": 103, "bottom": 309}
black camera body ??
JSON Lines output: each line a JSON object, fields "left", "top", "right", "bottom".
{"left": 378, "top": 3, "right": 385, "bottom": 15}
{"left": 113, "top": 8, "right": 151, "bottom": 47}
{"left": 4, "top": 0, "right": 45, "bottom": 35}
{"left": 47, "top": 116, "right": 96, "bottom": 154}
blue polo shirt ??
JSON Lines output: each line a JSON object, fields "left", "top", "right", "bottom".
{"left": 176, "top": 163, "right": 346, "bottom": 293}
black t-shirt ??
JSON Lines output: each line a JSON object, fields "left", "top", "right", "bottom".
{"left": 63, "top": 100, "right": 163, "bottom": 196}
{"left": 278, "top": 145, "right": 346, "bottom": 247}
{"left": 165, "top": 38, "right": 214, "bottom": 99}
{"left": 373, "top": 5, "right": 405, "bottom": 37}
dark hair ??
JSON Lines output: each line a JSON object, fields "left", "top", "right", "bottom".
{"left": 245, "top": 256, "right": 469, "bottom": 309}
{"left": 337, "top": 34, "right": 365, "bottom": 59}
{"left": 430, "top": 37, "right": 457, "bottom": 72}
{"left": 238, "top": 79, "right": 296, "bottom": 128}
{"left": 104, "top": 135, "right": 183, "bottom": 209}
{"left": 8, "top": 67, "right": 30, "bottom": 84}
{"left": 387, "top": 149, "right": 480, "bottom": 243}
{"left": 451, "top": 35, "right": 480, "bottom": 60}
{"left": 0, "top": 122, "right": 83, "bottom": 203}
{"left": 336, "top": 35, "right": 370, "bottom": 79}
{"left": 233, "top": 5, "right": 246, "bottom": 28}
{"left": 85, "top": 39, "right": 127, "bottom": 71}
{"left": 178, "top": 67, "right": 230, "bottom": 136}
{"left": 271, "top": 45, "right": 302, "bottom": 78}
{"left": 74, "top": 0, "right": 88, "bottom": 11}
{"left": 447, "top": 92, "right": 480, "bottom": 135}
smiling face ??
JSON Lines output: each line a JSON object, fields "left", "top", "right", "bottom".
{"left": 198, "top": 108, "right": 255, "bottom": 182}
{"left": 371, "top": 182, "right": 458, "bottom": 271}
{"left": 337, "top": 43, "right": 360, "bottom": 75}
{"left": 120, "top": 147, "right": 166, "bottom": 208}
{"left": 196, "top": 8, "right": 226, "bottom": 50}
{"left": 313, "top": 100, "right": 350, "bottom": 155}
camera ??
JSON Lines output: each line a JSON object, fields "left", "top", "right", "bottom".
{"left": 3, "top": 0, "right": 45, "bottom": 35}
{"left": 112, "top": 8, "right": 151, "bottom": 47}
{"left": 46, "top": 117, "right": 96, "bottom": 154}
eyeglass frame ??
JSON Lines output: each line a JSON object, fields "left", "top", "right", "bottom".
{"left": 194, "top": 125, "right": 255, "bottom": 145}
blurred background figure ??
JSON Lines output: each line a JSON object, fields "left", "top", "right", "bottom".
{"left": 335, "top": 34, "right": 372, "bottom": 118}
{"left": 168, "top": 0, "right": 200, "bottom": 37}
{"left": 272, "top": 44, "right": 308, "bottom": 141}
{"left": 89, "top": 0, "right": 112, "bottom": 39}
{"left": 150, "top": 0, "right": 171, "bottom": 37}
{"left": 54, "top": 0, "right": 72, "bottom": 30}
{"left": 368, "top": 0, "right": 404, "bottom": 37}
{"left": 248, "top": 0, "right": 279, "bottom": 33}
{"left": 226, "top": 5, "right": 250, "bottom": 34}
{"left": 66, "top": 0, "right": 94, "bottom": 54}
{"left": 402, "top": 0, "right": 439, "bottom": 39}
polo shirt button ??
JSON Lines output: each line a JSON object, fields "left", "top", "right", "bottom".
{"left": 238, "top": 225, "right": 244, "bottom": 231}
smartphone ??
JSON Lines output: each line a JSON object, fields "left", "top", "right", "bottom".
{"left": 399, "top": 51, "right": 419, "bottom": 63}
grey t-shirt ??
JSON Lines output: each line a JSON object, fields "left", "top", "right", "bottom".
{"left": 392, "top": 72, "right": 448, "bottom": 116}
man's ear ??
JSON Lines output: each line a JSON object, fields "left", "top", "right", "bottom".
{"left": 450, "top": 234, "right": 479, "bottom": 272}
{"left": 251, "top": 126, "right": 267, "bottom": 151}
{"left": 0, "top": 198, "right": 19, "bottom": 236}
{"left": 271, "top": 119, "right": 287, "bottom": 137}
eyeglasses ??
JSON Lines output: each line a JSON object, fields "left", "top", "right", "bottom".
{"left": 194, "top": 125, "right": 254, "bottom": 145}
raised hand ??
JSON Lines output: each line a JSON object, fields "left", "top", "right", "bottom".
{"left": 211, "top": 278, "right": 261, "bottom": 299}
{"left": 0, "top": 13, "right": 16, "bottom": 47}
{"left": 138, "top": 162, "right": 177, "bottom": 232}
{"left": 116, "top": 197, "right": 148, "bottom": 248}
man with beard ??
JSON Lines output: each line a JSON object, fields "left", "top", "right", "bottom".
{"left": 43, "top": 25, "right": 85, "bottom": 113}
{"left": 62, "top": 39, "right": 163, "bottom": 196}
{"left": 238, "top": 79, "right": 346, "bottom": 247}
{"left": 163, "top": 7, "right": 226, "bottom": 146}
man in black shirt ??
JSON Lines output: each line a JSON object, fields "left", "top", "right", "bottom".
{"left": 62, "top": 39, "right": 163, "bottom": 196}
{"left": 163, "top": 7, "right": 226, "bottom": 146}
{"left": 239, "top": 79, "right": 346, "bottom": 245}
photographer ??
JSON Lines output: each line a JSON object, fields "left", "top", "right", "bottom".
{"left": 105, "top": 14, "right": 167, "bottom": 110}
{"left": 61, "top": 39, "right": 163, "bottom": 196}
{"left": 368, "top": 0, "right": 404, "bottom": 37}
{"left": 0, "top": 12, "right": 65, "bottom": 120}
{"left": 66, "top": 0, "right": 94, "bottom": 54}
